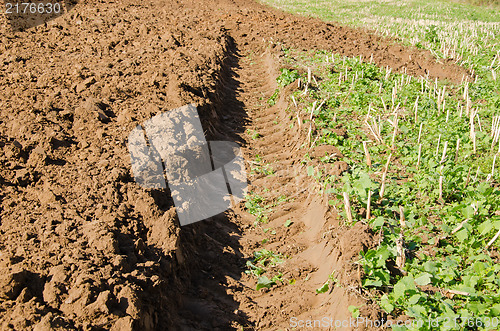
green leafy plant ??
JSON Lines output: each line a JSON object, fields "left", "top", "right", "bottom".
{"left": 246, "top": 249, "right": 284, "bottom": 290}
{"left": 276, "top": 68, "right": 301, "bottom": 87}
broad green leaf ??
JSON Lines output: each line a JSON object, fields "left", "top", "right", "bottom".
{"left": 415, "top": 273, "right": 432, "bottom": 286}
{"left": 316, "top": 282, "right": 329, "bottom": 294}
{"left": 423, "top": 261, "right": 439, "bottom": 274}
{"left": 307, "top": 166, "right": 314, "bottom": 176}
{"left": 371, "top": 216, "right": 385, "bottom": 229}
{"left": 407, "top": 304, "right": 427, "bottom": 319}
{"left": 363, "top": 278, "right": 382, "bottom": 287}
{"left": 455, "top": 228, "right": 468, "bottom": 242}
{"left": 380, "top": 294, "right": 394, "bottom": 313}
{"left": 348, "top": 305, "right": 360, "bottom": 319}
{"left": 461, "top": 205, "right": 475, "bottom": 219}
{"left": 256, "top": 276, "right": 274, "bottom": 290}
{"left": 408, "top": 294, "right": 422, "bottom": 305}
{"left": 478, "top": 220, "right": 493, "bottom": 235}
{"left": 491, "top": 304, "right": 500, "bottom": 315}
{"left": 374, "top": 270, "right": 391, "bottom": 285}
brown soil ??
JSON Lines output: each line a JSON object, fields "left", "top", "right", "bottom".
{"left": 0, "top": 0, "right": 466, "bottom": 330}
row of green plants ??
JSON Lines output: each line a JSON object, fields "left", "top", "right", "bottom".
{"left": 276, "top": 48, "right": 500, "bottom": 330}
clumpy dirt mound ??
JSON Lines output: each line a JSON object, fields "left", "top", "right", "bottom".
{"left": 0, "top": 1, "right": 231, "bottom": 329}
{"left": 0, "top": 0, "right": 467, "bottom": 329}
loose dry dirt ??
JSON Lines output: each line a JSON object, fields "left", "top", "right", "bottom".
{"left": 0, "top": 0, "right": 468, "bottom": 330}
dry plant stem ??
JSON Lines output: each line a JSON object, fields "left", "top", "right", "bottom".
{"left": 486, "top": 229, "right": 500, "bottom": 249}
{"left": 363, "top": 141, "right": 371, "bottom": 166}
{"left": 447, "top": 289, "right": 471, "bottom": 297}
{"left": 399, "top": 206, "right": 405, "bottom": 228}
{"left": 452, "top": 219, "right": 468, "bottom": 234}
{"left": 418, "top": 123, "right": 423, "bottom": 144}
{"left": 492, "top": 154, "right": 497, "bottom": 177}
{"left": 440, "top": 141, "right": 448, "bottom": 164}
{"left": 343, "top": 192, "right": 353, "bottom": 223}
{"left": 469, "top": 109, "right": 475, "bottom": 139}
{"left": 366, "top": 191, "right": 372, "bottom": 221}
{"left": 391, "top": 115, "right": 398, "bottom": 149}
{"left": 396, "top": 206, "right": 406, "bottom": 272}
{"left": 379, "top": 153, "right": 392, "bottom": 199}
{"left": 474, "top": 166, "right": 480, "bottom": 182}
{"left": 312, "top": 75, "right": 318, "bottom": 87}
{"left": 473, "top": 132, "right": 477, "bottom": 154}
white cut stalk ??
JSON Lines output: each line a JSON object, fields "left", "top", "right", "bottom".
{"left": 366, "top": 120, "right": 382, "bottom": 144}
{"left": 380, "top": 173, "right": 387, "bottom": 199}
{"left": 307, "top": 68, "right": 311, "bottom": 85}
{"left": 309, "top": 101, "right": 317, "bottom": 121}
{"left": 363, "top": 141, "right": 372, "bottom": 166}
{"left": 366, "top": 190, "right": 372, "bottom": 221}
{"left": 469, "top": 110, "right": 475, "bottom": 139}
{"left": 312, "top": 75, "right": 319, "bottom": 87}
{"left": 302, "top": 84, "right": 308, "bottom": 95}
{"left": 486, "top": 229, "right": 500, "bottom": 249}
{"left": 399, "top": 206, "right": 405, "bottom": 228}
{"left": 491, "top": 116, "right": 498, "bottom": 138}
{"left": 455, "top": 139, "right": 460, "bottom": 162}
{"left": 491, "top": 154, "right": 497, "bottom": 178}
{"left": 473, "top": 131, "right": 477, "bottom": 154}
{"left": 291, "top": 95, "right": 297, "bottom": 108}
{"left": 343, "top": 192, "right": 353, "bottom": 223}
{"left": 381, "top": 97, "right": 387, "bottom": 113}
{"left": 441, "top": 141, "right": 448, "bottom": 164}
{"left": 452, "top": 219, "right": 469, "bottom": 234}
{"left": 418, "top": 123, "right": 423, "bottom": 144}
{"left": 385, "top": 67, "right": 391, "bottom": 81}
{"left": 379, "top": 153, "right": 392, "bottom": 199}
